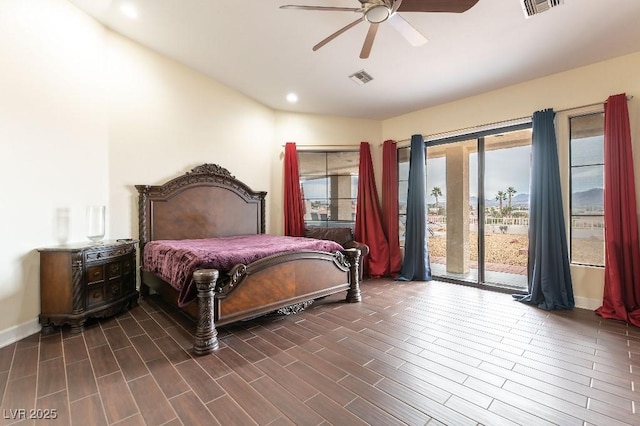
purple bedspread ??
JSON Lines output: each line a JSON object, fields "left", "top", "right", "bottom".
{"left": 142, "top": 234, "right": 344, "bottom": 307}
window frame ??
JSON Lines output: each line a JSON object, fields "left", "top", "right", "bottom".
{"left": 298, "top": 149, "right": 359, "bottom": 229}
{"left": 568, "top": 111, "right": 605, "bottom": 267}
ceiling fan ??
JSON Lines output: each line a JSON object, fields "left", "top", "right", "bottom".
{"left": 280, "top": 0, "right": 480, "bottom": 59}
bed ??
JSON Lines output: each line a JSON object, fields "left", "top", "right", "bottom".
{"left": 135, "top": 163, "right": 363, "bottom": 355}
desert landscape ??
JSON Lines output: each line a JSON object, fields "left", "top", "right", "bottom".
{"left": 428, "top": 231, "right": 604, "bottom": 267}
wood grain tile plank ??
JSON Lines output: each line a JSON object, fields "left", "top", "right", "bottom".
{"left": 116, "top": 318, "right": 146, "bottom": 339}
{"left": 138, "top": 318, "right": 168, "bottom": 340}
{"left": 153, "top": 336, "right": 191, "bottom": 364}
{"left": 62, "top": 335, "right": 88, "bottom": 365}
{"left": 38, "top": 333, "right": 63, "bottom": 362}
{"left": 113, "top": 346, "right": 149, "bottom": 382}
{"left": 285, "top": 360, "right": 357, "bottom": 406}
{"left": 169, "top": 391, "right": 219, "bottom": 426}
{"left": 206, "top": 395, "right": 256, "bottom": 426}
{"left": 488, "top": 398, "right": 557, "bottom": 426}
{"left": 254, "top": 357, "right": 318, "bottom": 401}
{"left": 2, "top": 375, "right": 37, "bottom": 414}
{"left": 221, "top": 335, "right": 266, "bottom": 364}
{"left": 103, "top": 326, "right": 132, "bottom": 350}
{"left": 305, "top": 393, "right": 368, "bottom": 426}
{"left": 251, "top": 375, "right": 324, "bottom": 425}
{"left": 0, "top": 343, "right": 15, "bottom": 372}
{"left": 212, "top": 346, "right": 264, "bottom": 383}
{"left": 174, "top": 359, "right": 225, "bottom": 403}
{"left": 128, "top": 374, "right": 177, "bottom": 425}
{"left": 194, "top": 352, "right": 233, "bottom": 379}
{"left": 69, "top": 394, "right": 107, "bottom": 426}
{"left": 8, "top": 346, "right": 38, "bottom": 382}
{"left": 95, "top": 372, "right": 139, "bottom": 424}
{"left": 216, "top": 372, "right": 282, "bottom": 425}
{"left": 145, "top": 357, "right": 190, "bottom": 399}
{"left": 36, "top": 390, "right": 70, "bottom": 426}
{"left": 129, "top": 334, "right": 164, "bottom": 363}
{"left": 82, "top": 323, "right": 108, "bottom": 348}
{"left": 345, "top": 396, "right": 409, "bottom": 426}
{"left": 65, "top": 358, "right": 98, "bottom": 402}
{"left": 37, "top": 357, "right": 66, "bottom": 398}
{"left": 87, "top": 344, "right": 120, "bottom": 378}
{"left": 244, "top": 335, "right": 296, "bottom": 366}
{"left": 339, "top": 374, "right": 431, "bottom": 425}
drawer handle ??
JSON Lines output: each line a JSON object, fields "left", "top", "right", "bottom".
{"left": 93, "top": 271, "right": 101, "bottom": 277}
{"left": 93, "top": 292, "right": 100, "bottom": 299}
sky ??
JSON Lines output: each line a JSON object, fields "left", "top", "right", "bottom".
{"left": 424, "top": 145, "right": 532, "bottom": 203}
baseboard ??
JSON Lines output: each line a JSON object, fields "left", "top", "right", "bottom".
{"left": 0, "top": 318, "right": 41, "bottom": 349}
{"left": 574, "top": 296, "right": 601, "bottom": 311}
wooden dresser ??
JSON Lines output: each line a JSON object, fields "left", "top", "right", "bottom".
{"left": 38, "top": 240, "right": 139, "bottom": 333}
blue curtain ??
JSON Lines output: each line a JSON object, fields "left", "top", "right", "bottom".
{"left": 397, "top": 134, "right": 431, "bottom": 281}
{"left": 514, "top": 109, "right": 574, "bottom": 309}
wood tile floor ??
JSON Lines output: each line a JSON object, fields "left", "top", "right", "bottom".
{"left": 1, "top": 279, "right": 639, "bottom": 425}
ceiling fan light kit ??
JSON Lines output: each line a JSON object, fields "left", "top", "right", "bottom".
{"left": 280, "top": 0, "right": 479, "bottom": 59}
{"left": 364, "top": 2, "right": 392, "bottom": 23}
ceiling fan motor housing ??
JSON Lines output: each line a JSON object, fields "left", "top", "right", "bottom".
{"left": 363, "top": 0, "right": 393, "bottom": 23}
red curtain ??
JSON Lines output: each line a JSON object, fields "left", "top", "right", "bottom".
{"left": 382, "top": 140, "right": 403, "bottom": 275}
{"left": 355, "top": 142, "right": 390, "bottom": 277}
{"left": 283, "top": 142, "right": 306, "bottom": 237}
{"left": 595, "top": 94, "right": 640, "bottom": 326}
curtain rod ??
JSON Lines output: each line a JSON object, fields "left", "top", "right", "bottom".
{"left": 280, "top": 143, "right": 360, "bottom": 149}
{"left": 388, "top": 94, "right": 634, "bottom": 145}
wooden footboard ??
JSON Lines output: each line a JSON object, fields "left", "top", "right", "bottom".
{"left": 192, "top": 248, "right": 361, "bottom": 355}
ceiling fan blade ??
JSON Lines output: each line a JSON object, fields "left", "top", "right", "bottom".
{"left": 396, "top": 0, "right": 479, "bottom": 13}
{"left": 388, "top": 14, "right": 427, "bottom": 46}
{"left": 280, "top": 5, "right": 360, "bottom": 12}
{"left": 360, "top": 23, "right": 379, "bottom": 59}
{"left": 313, "top": 17, "right": 364, "bottom": 51}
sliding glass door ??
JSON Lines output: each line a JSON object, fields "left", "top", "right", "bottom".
{"left": 399, "top": 125, "right": 531, "bottom": 291}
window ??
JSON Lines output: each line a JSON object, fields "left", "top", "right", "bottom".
{"left": 569, "top": 112, "right": 605, "bottom": 266}
{"left": 298, "top": 151, "right": 358, "bottom": 228}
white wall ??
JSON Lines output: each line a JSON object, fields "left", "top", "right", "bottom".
{"left": 382, "top": 52, "right": 640, "bottom": 309}
{"left": 0, "top": 0, "right": 109, "bottom": 341}
{"left": 105, "top": 31, "right": 277, "bottom": 239}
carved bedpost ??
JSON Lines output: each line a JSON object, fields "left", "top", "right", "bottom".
{"left": 343, "top": 248, "right": 362, "bottom": 303}
{"left": 193, "top": 269, "right": 220, "bottom": 355}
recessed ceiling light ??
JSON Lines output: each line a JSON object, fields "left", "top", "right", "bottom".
{"left": 120, "top": 3, "right": 138, "bottom": 19}
{"left": 286, "top": 93, "right": 298, "bottom": 103}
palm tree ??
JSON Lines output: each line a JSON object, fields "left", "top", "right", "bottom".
{"left": 507, "top": 187, "right": 517, "bottom": 210}
{"left": 431, "top": 187, "right": 443, "bottom": 208}
{"left": 496, "top": 190, "right": 507, "bottom": 214}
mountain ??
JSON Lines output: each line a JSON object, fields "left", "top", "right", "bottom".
{"left": 572, "top": 187, "right": 603, "bottom": 207}
{"left": 437, "top": 188, "right": 602, "bottom": 209}
{"left": 469, "top": 193, "right": 529, "bottom": 208}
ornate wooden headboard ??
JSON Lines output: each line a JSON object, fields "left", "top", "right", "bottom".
{"left": 135, "top": 164, "right": 267, "bottom": 247}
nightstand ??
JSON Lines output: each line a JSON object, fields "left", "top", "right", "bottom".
{"left": 38, "top": 240, "right": 139, "bottom": 333}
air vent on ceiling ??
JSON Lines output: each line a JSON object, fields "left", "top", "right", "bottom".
{"left": 349, "top": 70, "right": 374, "bottom": 85}
{"left": 521, "top": 0, "right": 563, "bottom": 18}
